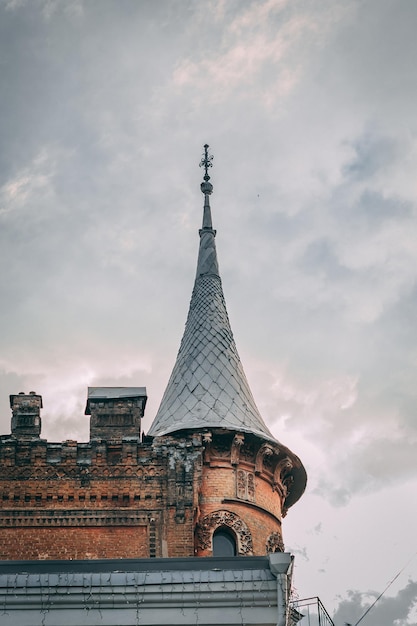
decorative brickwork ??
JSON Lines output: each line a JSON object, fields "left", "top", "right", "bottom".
{"left": 266, "top": 531, "right": 285, "bottom": 553}
{"left": 236, "top": 469, "right": 255, "bottom": 502}
{"left": 0, "top": 421, "right": 203, "bottom": 560}
{"left": 196, "top": 510, "right": 253, "bottom": 555}
{"left": 86, "top": 388, "right": 147, "bottom": 441}
{"left": 255, "top": 443, "right": 276, "bottom": 474}
{"left": 0, "top": 417, "right": 305, "bottom": 560}
{"left": 193, "top": 430, "right": 305, "bottom": 557}
{"left": 10, "top": 392, "right": 42, "bottom": 439}
{"left": 273, "top": 456, "right": 294, "bottom": 497}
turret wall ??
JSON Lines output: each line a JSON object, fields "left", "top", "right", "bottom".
{"left": 195, "top": 432, "right": 288, "bottom": 556}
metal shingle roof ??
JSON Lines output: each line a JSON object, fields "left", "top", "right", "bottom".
{"left": 148, "top": 188, "right": 274, "bottom": 441}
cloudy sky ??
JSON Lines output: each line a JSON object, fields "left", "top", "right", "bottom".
{"left": 0, "top": 0, "right": 416, "bottom": 623}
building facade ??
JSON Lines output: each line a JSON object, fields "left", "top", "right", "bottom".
{"left": 0, "top": 146, "right": 307, "bottom": 624}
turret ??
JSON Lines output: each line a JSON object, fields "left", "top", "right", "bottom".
{"left": 148, "top": 145, "right": 306, "bottom": 556}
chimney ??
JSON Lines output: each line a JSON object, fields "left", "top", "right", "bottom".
{"left": 10, "top": 391, "right": 42, "bottom": 439}
{"left": 85, "top": 387, "right": 147, "bottom": 441}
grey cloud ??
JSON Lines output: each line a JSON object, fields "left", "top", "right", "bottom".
{"left": 314, "top": 436, "right": 417, "bottom": 506}
{"left": 298, "top": 238, "right": 351, "bottom": 280}
{"left": 0, "top": 1, "right": 415, "bottom": 595}
{"left": 313, "top": 0, "right": 417, "bottom": 122}
{"left": 342, "top": 132, "right": 401, "bottom": 182}
{"left": 350, "top": 189, "right": 412, "bottom": 226}
{"left": 333, "top": 580, "right": 417, "bottom": 626}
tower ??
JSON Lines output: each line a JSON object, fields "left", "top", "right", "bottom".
{"left": 148, "top": 144, "right": 306, "bottom": 557}
{"left": 0, "top": 146, "right": 308, "bottom": 626}
{"left": 0, "top": 145, "right": 306, "bottom": 564}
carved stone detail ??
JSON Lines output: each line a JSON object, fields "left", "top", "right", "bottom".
{"left": 196, "top": 510, "right": 253, "bottom": 555}
{"left": 266, "top": 531, "right": 284, "bottom": 553}
{"left": 282, "top": 473, "right": 294, "bottom": 497}
{"left": 202, "top": 432, "right": 212, "bottom": 444}
{"left": 273, "top": 456, "right": 293, "bottom": 494}
{"left": 247, "top": 472, "right": 255, "bottom": 501}
{"left": 237, "top": 469, "right": 246, "bottom": 499}
{"left": 230, "top": 433, "right": 244, "bottom": 466}
{"left": 263, "top": 453, "right": 274, "bottom": 471}
{"left": 236, "top": 469, "right": 255, "bottom": 502}
{"left": 202, "top": 431, "right": 212, "bottom": 464}
{"left": 255, "top": 443, "right": 276, "bottom": 474}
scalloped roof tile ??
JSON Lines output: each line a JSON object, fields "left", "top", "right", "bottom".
{"left": 148, "top": 187, "right": 275, "bottom": 442}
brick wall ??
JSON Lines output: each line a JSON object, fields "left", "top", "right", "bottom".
{"left": 0, "top": 427, "right": 300, "bottom": 560}
{"left": 0, "top": 434, "right": 202, "bottom": 561}
{"left": 195, "top": 431, "right": 287, "bottom": 556}
{"left": 0, "top": 526, "right": 148, "bottom": 560}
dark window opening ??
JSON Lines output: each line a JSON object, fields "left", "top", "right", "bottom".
{"left": 212, "top": 527, "right": 237, "bottom": 557}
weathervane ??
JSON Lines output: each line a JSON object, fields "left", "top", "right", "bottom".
{"left": 199, "top": 144, "right": 214, "bottom": 196}
{"left": 199, "top": 143, "right": 213, "bottom": 181}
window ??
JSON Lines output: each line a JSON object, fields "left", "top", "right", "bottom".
{"left": 212, "top": 528, "right": 237, "bottom": 557}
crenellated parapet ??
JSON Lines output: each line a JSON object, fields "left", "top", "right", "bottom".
{"left": 0, "top": 423, "right": 204, "bottom": 560}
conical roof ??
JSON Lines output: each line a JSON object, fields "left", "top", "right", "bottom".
{"left": 148, "top": 147, "right": 274, "bottom": 441}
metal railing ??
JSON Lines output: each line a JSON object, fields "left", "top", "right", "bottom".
{"left": 290, "top": 596, "right": 335, "bottom": 626}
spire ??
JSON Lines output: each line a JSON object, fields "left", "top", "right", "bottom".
{"left": 148, "top": 146, "right": 275, "bottom": 441}
{"left": 196, "top": 144, "right": 219, "bottom": 279}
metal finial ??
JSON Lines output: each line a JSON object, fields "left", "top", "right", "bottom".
{"left": 199, "top": 144, "right": 214, "bottom": 196}
{"left": 199, "top": 143, "right": 213, "bottom": 181}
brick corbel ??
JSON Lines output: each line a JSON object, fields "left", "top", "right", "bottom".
{"left": 272, "top": 456, "right": 293, "bottom": 495}
{"left": 202, "top": 431, "right": 212, "bottom": 465}
{"left": 230, "top": 433, "right": 244, "bottom": 466}
{"left": 254, "top": 443, "right": 277, "bottom": 475}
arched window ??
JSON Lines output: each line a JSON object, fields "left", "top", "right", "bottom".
{"left": 212, "top": 527, "right": 237, "bottom": 557}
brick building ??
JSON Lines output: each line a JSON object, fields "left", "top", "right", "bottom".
{"left": 0, "top": 146, "right": 308, "bottom": 623}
